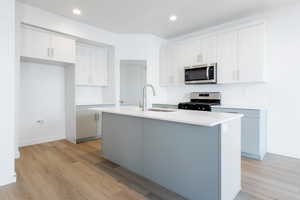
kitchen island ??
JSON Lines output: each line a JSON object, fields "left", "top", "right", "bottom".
{"left": 90, "top": 106, "right": 243, "bottom": 200}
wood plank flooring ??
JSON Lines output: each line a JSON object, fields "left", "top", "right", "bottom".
{"left": 1, "top": 139, "right": 300, "bottom": 200}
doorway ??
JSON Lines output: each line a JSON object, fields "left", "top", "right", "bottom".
{"left": 120, "top": 60, "right": 147, "bottom": 106}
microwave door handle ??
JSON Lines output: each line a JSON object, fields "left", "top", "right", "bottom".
{"left": 206, "top": 67, "right": 209, "bottom": 79}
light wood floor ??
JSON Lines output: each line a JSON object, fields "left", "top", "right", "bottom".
{"left": 1, "top": 140, "right": 300, "bottom": 200}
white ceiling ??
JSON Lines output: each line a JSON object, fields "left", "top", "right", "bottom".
{"left": 18, "top": 0, "right": 298, "bottom": 38}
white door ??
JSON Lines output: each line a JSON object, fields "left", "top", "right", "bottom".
{"left": 21, "top": 26, "right": 51, "bottom": 60}
{"left": 237, "top": 24, "right": 265, "bottom": 83}
{"left": 217, "top": 31, "right": 238, "bottom": 83}
{"left": 120, "top": 61, "right": 147, "bottom": 106}
{"left": 76, "top": 43, "right": 91, "bottom": 85}
{"left": 51, "top": 34, "right": 76, "bottom": 63}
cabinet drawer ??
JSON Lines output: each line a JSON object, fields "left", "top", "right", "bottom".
{"left": 212, "top": 107, "right": 261, "bottom": 118}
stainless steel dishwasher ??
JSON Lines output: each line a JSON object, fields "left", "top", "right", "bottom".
{"left": 76, "top": 106, "right": 102, "bottom": 143}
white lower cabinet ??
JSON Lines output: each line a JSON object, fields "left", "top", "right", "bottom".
{"left": 76, "top": 43, "right": 108, "bottom": 87}
{"left": 212, "top": 107, "right": 267, "bottom": 160}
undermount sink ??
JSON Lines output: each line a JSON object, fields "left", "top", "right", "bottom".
{"left": 147, "top": 108, "right": 177, "bottom": 112}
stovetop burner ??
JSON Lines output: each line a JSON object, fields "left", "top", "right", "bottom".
{"left": 178, "top": 92, "right": 221, "bottom": 111}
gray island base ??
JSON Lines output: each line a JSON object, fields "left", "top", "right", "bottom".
{"left": 100, "top": 109, "right": 242, "bottom": 200}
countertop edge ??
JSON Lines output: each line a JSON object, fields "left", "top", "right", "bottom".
{"left": 90, "top": 108, "right": 243, "bottom": 127}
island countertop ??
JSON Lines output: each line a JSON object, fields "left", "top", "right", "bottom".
{"left": 90, "top": 106, "right": 243, "bottom": 127}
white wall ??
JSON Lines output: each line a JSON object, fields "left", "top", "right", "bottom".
{"left": 19, "top": 62, "right": 66, "bottom": 146}
{"left": 164, "top": 3, "right": 300, "bottom": 159}
{"left": 0, "top": 0, "right": 16, "bottom": 186}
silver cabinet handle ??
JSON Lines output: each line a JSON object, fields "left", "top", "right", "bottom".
{"left": 47, "top": 48, "right": 50, "bottom": 57}
{"left": 51, "top": 48, "right": 54, "bottom": 57}
{"left": 237, "top": 70, "right": 240, "bottom": 81}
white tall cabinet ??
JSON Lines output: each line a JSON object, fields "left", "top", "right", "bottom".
{"left": 159, "top": 22, "right": 266, "bottom": 86}
{"left": 76, "top": 43, "right": 108, "bottom": 87}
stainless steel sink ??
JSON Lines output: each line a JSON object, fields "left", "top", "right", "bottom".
{"left": 147, "top": 108, "right": 177, "bottom": 112}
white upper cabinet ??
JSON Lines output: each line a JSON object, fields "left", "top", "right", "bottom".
{"left": 217, "top": 23, "right": 266, "bottom": 84}
{"left": 217, "top": 31, "right": 238, "bottom": 84}
{"left": 159, "top": 44, "right": 175, "bottom": 86}
{"left": 76, "top": 43, "right": 91, "bottom": 85}
{"left": 76, "top": 43, "right": 108, "bottom": 87}
{"left": 51, "top": 34, "right": 76, "bottom": 64}
{"left": 90, "top": 46, "right": 108, "bottom": 86}
{"left": 185, "top": 38, "right": 202, "bottom": 65}
{"left": 159, "top": 22, "right": 266, "bottom": 86}
{"left": 21, "top": 27, "right": 51, "bottom": 60}
{"left": 202, "top": 36, "right": 217, "bottom": 64}
{"left": 21, "top": 26, "right": 76, "bottom": 64}
{"left": 237, "top": 24, "right": 265, "bottom": 83}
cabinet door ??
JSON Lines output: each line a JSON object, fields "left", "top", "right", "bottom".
{"left": 21, "top": 26, "right": 51, "bottom": 60}
{"left": 242, "top": 117, "right": 260, "bottom": 155}
{"left": 90, "top": 47, "right": 108, "bottom": 86}
{"left": 51, "top": 34, "right": 76, "bottom": 64}
{"left": 102, "top": 113, "right": 144, "bottom": 175}
{"left": 75, "top": 43, "right": 91, "bottom": 85}
{"left": 217, "top": 31, "right": 238, "bottom": 84}
{"left": 172, "top": 43, "right": 185, "bottom": 85}
{"left": 188, "top": 38, "right": 203, "bottom": 65}
{"left": 159, "top": 46, "right": 171, "bottom": 86}
{"left": 76, "top": 110, "right": 97, "bottom": 139}
{"left": 238, "top": 24, "right": 265, "bottom": 82}
{"left": 164, "top": 45, "right": 176, "bottom": 85}
{"left": 202, "top": 36, "right": 217, "bottom": 64}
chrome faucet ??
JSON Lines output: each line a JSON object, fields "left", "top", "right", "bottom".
{"left": 142, "top": 84, "right": 156, "bottom": 111}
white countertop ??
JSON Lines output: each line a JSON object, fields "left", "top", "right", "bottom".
{"left": 90, "top": 106, "right": 243, "bottom": 127}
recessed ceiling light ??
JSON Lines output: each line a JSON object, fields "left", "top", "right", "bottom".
{"left": 169, "top": 15, "right": 177, "bottom": 22}
{"left": 73, "top": 8, "right": 81, "bottom": 15}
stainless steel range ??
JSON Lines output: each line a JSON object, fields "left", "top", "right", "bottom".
{"left": 178, "top": 92, "right": 221, "bottom": 111}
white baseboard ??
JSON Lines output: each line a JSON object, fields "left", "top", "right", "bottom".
{"left": 19, "top": 135, "right": 66, "bottom": 147}
{"left": 15, "top": 149, "right": 20, "bottom": 159}
{"left": 0, "top": 173, "right": 16, "bottom": 186}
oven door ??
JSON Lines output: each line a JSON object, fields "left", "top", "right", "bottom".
{"left": 185, "top": 66, "right": 209, "bottom": 84}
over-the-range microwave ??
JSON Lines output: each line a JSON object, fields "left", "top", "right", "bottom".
{"left": 184, "top": 63, "right": 217, "bottom": 84}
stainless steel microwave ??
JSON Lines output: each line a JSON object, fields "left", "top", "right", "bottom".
{"left": 184, "top": 63, "right": 217, "bottom": 84}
